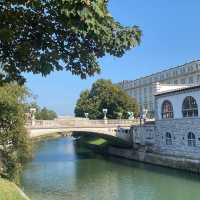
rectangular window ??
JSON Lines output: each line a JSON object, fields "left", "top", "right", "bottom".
{"left": 189, "top": 77, "right": 193, "bottom": 84}
{"left": 197, "top": 75, "right": 200, "bottom": 82}
{"left": 196, "top": 63, "right": 199, "bottom": 71}
{"left": 174, "top": 80, "right": 178, "bottom": 84}
{"left": 154, "top": 76, "right": 158, "bottom": 82}
{"left": 181, "top": 78, "right": 186, "bottom": 84}
{"left": 149, "top": 87, "right": 152, "bottom": 93}
{"left": 167, "top": 80, "right": 171, "bottom": 84}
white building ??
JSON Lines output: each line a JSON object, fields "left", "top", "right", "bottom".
{"left": 154, "top": 84, "right": 200, "bottom": 159}
{"left": 129, "top": 84, "right": 200, "bottom": 160}
{"left": 118, "top": 60, "right": 200, "bottom": 117}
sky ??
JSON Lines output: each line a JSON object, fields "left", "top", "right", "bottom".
{"left": 25, "top": 0, "right": 200, "bottom": 116}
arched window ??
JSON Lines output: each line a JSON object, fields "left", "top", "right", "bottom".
{"left": 182, "top": 96, "right": 198, "bottom": 117}
{"left": 188, "top": 132, "right": 196, "bottom": 147}
{"left": 166, "top": 132, "right": 172, "bottom": 145}
{"left": 162, "top": 100, "right": 174, "bottom": 119}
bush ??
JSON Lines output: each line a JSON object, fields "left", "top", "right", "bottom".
{"left": 0, "top": 84, "right": 32, "bottom": 183}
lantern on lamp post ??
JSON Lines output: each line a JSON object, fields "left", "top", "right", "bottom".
{"left": 84, "top": 112, "right": 89, "bottom": 119}
{"left": 102, "top": 108, "right": 108, "bottom": 120}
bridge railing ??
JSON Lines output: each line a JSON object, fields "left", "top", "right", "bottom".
{"left": 26, "top": 119, "right": 140, "bottom": 129}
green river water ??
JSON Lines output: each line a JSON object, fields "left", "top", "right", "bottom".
{"left": 21, "top": 137, "right": 200, "bottom": 200}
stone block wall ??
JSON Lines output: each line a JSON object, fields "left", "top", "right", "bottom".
{"left": 116, "top": 127, "right": 132, "bottom": 144}
{"left": 155, "top": 118, "right": 200, "bottom": 159}
{"left": 131, "top": 124, "right": 156, "bottom": 146}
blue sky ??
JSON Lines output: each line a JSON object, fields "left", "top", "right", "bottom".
{"left": 25, "top": 0, "right": 200, "bottom": 116}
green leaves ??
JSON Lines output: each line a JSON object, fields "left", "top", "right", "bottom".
{"left": 0, "top": 84, "right": 32, "bottom": 182}
{"left": 74, "top": 79, "right": 139, "bottom": 119}
{"left": 0, "top": 0, "right": 142, "bottom": 84}
{"left": 35, "top": 107, "right": 57, "bottom": 120}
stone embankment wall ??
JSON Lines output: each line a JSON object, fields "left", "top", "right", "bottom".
{"left": 155, "top": 118, "right": 200, "bottom": 159}
{"left": 107, "top": 147, "right": 200, "bottom": 173}
{"left": 132, "top": 124, "right": 156, "bottom": 145}
{"left": 116, "top": 128, "right": 133, "bottom": 144}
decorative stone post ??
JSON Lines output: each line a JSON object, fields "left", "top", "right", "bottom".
{"left": 103, "top": 108, "right": 108, "bottom": 124}
{"left": 118, "top": 112, "right": 122, "bottom": 119}
{"left": 30, "top": 108, "right": 36, "bottom": 127}
{"left": 142, "top": 108, "right": 148, "bottom": 123}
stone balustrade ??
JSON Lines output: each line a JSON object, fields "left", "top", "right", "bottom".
{"left": 26, "top": 119, "right": 140, "bottom": 129}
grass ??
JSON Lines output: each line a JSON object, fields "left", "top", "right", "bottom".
{"left": 31, "top": 132, "right": 62, "bottom": 142}
{"left": 78, "top": 134, "right": 132, "bottom": 149}
{"left": 0, "top": 178, "right": 28, "bottom": 200}
{"left": 87, "top": 138, "right": 108, "bottom": 146}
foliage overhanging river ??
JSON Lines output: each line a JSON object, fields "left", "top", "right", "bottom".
{"left": 21, "top": 136, "right": 200, "bottom": 200}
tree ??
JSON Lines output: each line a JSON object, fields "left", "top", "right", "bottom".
{"left": 25, "top": 103, "right": 57, "bottom": 120}
{"left": 74, "top": 79, "right": 139, "bottom": 119}
{"left": 36, "top": 107, "right": 57, "bottom": 120}
{"left": 0, "top": 0, "right": 141, "bottom": 84}
{"left": 0, "top": 84, "right": 32, "bottom": 182}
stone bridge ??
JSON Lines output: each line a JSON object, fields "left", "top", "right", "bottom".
{"left": 27, "top": 118, "right": 139, "bottom": 139}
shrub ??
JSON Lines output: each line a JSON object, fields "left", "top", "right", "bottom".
{"left": 0, "top": 84, "right": 32, "bottom": 183}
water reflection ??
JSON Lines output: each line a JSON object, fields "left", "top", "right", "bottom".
{"left": 21, "top": 137, "right": 200, "bottom": 200}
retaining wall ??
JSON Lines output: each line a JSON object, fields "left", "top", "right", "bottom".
{"left": 107, "top": 147, "right": 200, "bottom": 173}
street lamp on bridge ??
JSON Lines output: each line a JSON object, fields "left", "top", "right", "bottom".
{"left": 84, "top": 112, "right": 89, "bottom": 119}
{"left": 102, "top": 108, "right": 108, "bottom": 120}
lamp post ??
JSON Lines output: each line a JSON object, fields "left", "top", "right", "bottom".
{"left": 84, "top": 112, "right": 89, "bottom": 119}
{"left": 142, "top": 108, "right": 148, "bottom": 123}
{"left": 103, "top": 108, "right": 108, "bottom": 124}
{"left": 30, "top": 108, "right": 36, "bottom": 126}
{"left": 118, "top": 112, "right": 122, "bottom": 120}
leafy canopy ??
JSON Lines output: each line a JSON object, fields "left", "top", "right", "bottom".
{"left": 0, "top": 0, "right": 141, "bottom": 84}
{"left": 74, "top": 79, "right": 139, "bottom": 119}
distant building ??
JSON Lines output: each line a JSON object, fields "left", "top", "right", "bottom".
{"left": 118, "top": 60, "right": 200, "bottom": 117}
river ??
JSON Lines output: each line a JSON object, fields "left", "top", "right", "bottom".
{"left": 21, "top": 137, "right": 200, "bottom": 200}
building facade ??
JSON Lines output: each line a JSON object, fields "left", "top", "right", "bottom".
{"left": 127, "top": 85, "right": 200, "bottom": 160}
{"left": 118, "top": 60, "right": 200, "bottom": 116}
{"left": 154, "top": 85, "right": 200, "bottom": 159}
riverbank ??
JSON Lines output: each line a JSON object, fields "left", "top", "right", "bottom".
{"left": 75, "top": 133, "right": 132, "bottom": 149}
{"left": 0, "top": 178, "right": 30, "bottom": 200}
{"left": 31, "top": 132, "right": 63, "bottom": 142}
{"left": 105, "top": 147, "right": 200, "bottom": 173}
{"left": 82, "top": 137, "right": 200, "bottom": 173}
